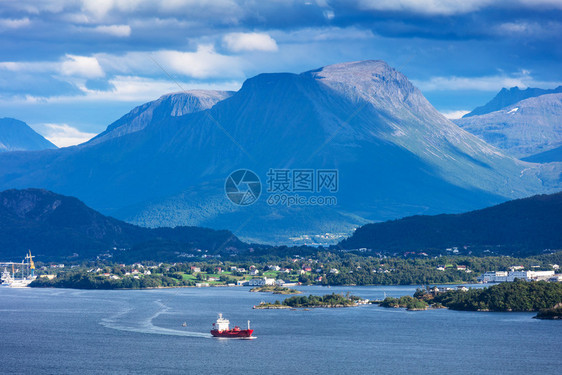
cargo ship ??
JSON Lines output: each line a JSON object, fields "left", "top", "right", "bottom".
{"left": 210, "top": 313, "right": 254, "bottom": 339}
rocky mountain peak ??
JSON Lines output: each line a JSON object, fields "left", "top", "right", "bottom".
{"left": 87, "top": 90, "right": 233, "bottom": 145}
{"left": 305, "top": 60, "right": 418, "bottom": 105}
{"left": 463, "top": 85, "right": 562, "bottom": 118}
{"left": 0, "top": 118, "right": 57, "bottom": 152}
{"left": 455, "top": 93, "right": 562, "bottom": 158}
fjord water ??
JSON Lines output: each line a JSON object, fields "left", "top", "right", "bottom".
{"left": 1, "top": 286, "right": 560, "bottom": 375}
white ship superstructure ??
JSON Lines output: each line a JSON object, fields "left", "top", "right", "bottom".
{"left": 213, "top": 313, "right": 231, "bottom": 331}
{"left": 0, "top": 251, "right": 37, "bottom": 288}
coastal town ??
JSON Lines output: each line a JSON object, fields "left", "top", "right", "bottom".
{"left": 2, "top": 250, "right": 559, "bottom": 290}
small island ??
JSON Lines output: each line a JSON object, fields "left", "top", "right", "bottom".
{"left": 250, "top": 285, "right": 301, "bottom": 294}
{"left": 254, "top": 293, "right": 364, "bottom": 309}
{"left": 378, "top": 296, "right": 430, "bottom": 311}
{"left": 534, "top": 303, "right": 562, "bottom": 320}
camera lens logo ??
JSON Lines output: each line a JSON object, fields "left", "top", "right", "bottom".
{"left": 225, "top": 169, "right": 261, "bottom": 206}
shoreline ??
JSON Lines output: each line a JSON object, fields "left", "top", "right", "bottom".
{"left": 254, "top": 303, "right": 359, "bottom": 309}
{"left": 28, "top": 281, "right": 480, "bottom": 291}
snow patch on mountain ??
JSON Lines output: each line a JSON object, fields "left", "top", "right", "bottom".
{"left": 455, "top": 93, "right": 562, "bottom": 158}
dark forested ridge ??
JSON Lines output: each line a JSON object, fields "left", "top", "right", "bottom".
{"left": 339, "top": 192, "right": 562, "bottom": 255}
{"left": 3, "top": 188, "right": 562, "bottom": 263}
{"left": 0, "top": 188, "right": 247, "bottom": 260}
{"left": 433, "top": 280, "right": 562, "bottom": 312}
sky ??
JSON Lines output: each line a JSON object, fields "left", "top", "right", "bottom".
{"left": 1, "top": 0, "right": 561, "bottom": 147}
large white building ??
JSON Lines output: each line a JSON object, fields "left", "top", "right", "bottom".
{"left": 478, "top": 270, "right": 555, "bottom": 283}
{"left": 247, "top": 277, "right": 276, "bottom": 286}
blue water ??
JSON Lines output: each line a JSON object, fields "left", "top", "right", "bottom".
{"left": 0, "top": 285, "right": 560, "bottom": 374}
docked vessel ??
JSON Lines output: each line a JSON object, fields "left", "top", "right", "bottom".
{"left": 0, "top": 251, "right": 37, "bottom": 288}
{"left": 210, "top": 313, "right": 254, "bottom": 338}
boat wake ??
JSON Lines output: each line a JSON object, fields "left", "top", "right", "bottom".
{"left": 100, "top": 300, "right": 212, "bottom": 339}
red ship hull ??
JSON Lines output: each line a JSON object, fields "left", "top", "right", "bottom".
{"left": 211, "top": 329, "right": 254, "bottom": 338}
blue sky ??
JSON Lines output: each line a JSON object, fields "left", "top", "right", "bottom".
{"left": 1, "top": 0, "right": 561, "bottom": 146}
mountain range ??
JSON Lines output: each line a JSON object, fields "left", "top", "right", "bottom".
{"left": 0, "top": 189, "right": 246, "bottom": 261}
{"left": 0, "top": 60, "right": 559, "bottom": 244}
{"left": 455, "top": 93, "right": 562, "bottom": 158}
{"left": 0, "top": 118, "right": 57, "bottom": 152}
{"left": 339, "top": 191, "right": 562, "bottom": 256}
{"left": 462, "top": 86, "right": 562, "bottom": 118}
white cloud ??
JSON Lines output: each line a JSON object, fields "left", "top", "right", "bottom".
{"left": 76, "top": 0, "right": 244, "bottom": 23}
{"left": 0, "top": 18, "right": 31, "bottom": 29}
{"left": 36, "top": 123, "right": 97, "bottom": 147}
{"left": 2, "top": 45, "right": 242, "bottom": 81}
{"left": 441, "top": 110, "right": 470, "bottom": 119}
{"left": 154, "top": 46, "right": 244, "bottom": 78}
{"left": 0, "top": 45, "right": 243, "bottom": 103}
{"left": 80, "top": 0, "right": 135, "bottom": 20}
{"left": 412, "top": 72, "right": 562, "bottom": 92}
{"left": 223, "top": 32, "right": 278, "bottom": 52}
{"left": 15, "top": 0, "right": 68, "bottom": 14}
{"left": 495, "top": 21, "right": 562, "bottom": 37}
{"left": 93, "top": 24, "right": 131, "bottom": 37}
{"left": 519, "top": 0, "right": 562, "bottom": 9}
{"left": 357, "top": 0, "right": 562, "bottom": 15}
{"left": 17, "top": 75, "right": 242, "bottom": 104}
{"left": 275, "top": 26, "right": 375, "bottom": 43}
{"left": 60, "top": 54, "right": 105, "bottom": 78}
{"left": 498, "top": 22, "right": 534, "bottom": 33}
{"left": 323, "top": 10, "right": 335, "bottom": 20}
{"left": 95, "top": 46, "right": 245, "bottom": 79}
{"left": 357, "top": 0, "right": 494, "bottom": 15}
{"left": 81, "top": 75, "right": 241, "bottom": 102}
{"left": 0, "top": 61, "right": 58, "bottom": 73}
{"left": 80, "top": 75, "right": 203, "bottom": 101}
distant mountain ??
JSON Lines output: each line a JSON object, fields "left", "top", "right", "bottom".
{"left": 87, "top": 90, "right": 233, "bottom": 145}
{"left": 0, "top": 61, "right": 558, "bottom": 244}
{"left": 0, "top": 118, "right": 57, "bottom": 152}
{"left": 463, "top": 86, "right": 562, "bottom": 118}
{"left": 338, "top": 191, "right": 562, "bottom": 255}
{"left": 523, "top": 145, "right": 562, "bottom": 163}
{"left": 0, "top": 189, "right": 246, "bottom": 261}
{"left": 455, "top": 93, "right": 562, "bottom": 158}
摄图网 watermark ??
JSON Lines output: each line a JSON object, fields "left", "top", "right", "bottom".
{"left": 225, "top": 168, "right": 338, "bottom": 207}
